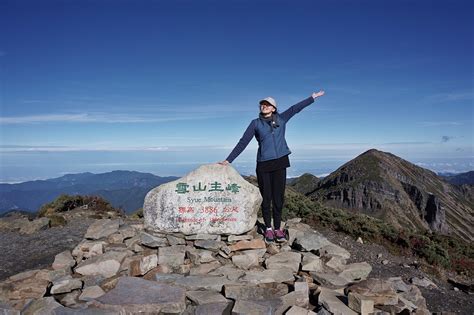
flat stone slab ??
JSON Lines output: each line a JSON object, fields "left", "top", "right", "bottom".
{"left": 241, "top": 268, "right": 295, "bottom": 284}
{"left": 173, "top": 275, "right": 235, "bottom": 291}
{"left": 75, "top": 251, "right": 128, "bottom": 278}
{"left": 293, "top": 230, "right": 332, "bottom": 252}
{"left": 265, "top": 252, "right": 302, "bottom": 273}
{"left": 85, "top": 219, "right": 120, "bottom": 240}
{"left": 143, "top": 164, "right": 262, "bottom": 234}
{"left": 186, "top": 290, "right": 229, "bottom": 305}
{"left": 91, "top": 276, "right": 186, "bottom": 314}
{"left": 318, "top": 287, "right": 358, "bottom": 315}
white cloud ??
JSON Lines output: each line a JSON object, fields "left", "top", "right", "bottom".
{"left": 0, "top": 144, "right": 230, "bottom": 153}
{"left": 0, "top": 112, "right": 229, "bottom": 124}
{"left": 418, "top": 121, "right": 463, "bottom": 127}
{"left": 423, "top": 91, "right": 474, "bottom": 103}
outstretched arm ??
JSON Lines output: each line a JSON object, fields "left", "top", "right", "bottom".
{"left": 219, "top": 120, "right": 255, "bottom": 164}
{"left": 280, "top": 90, "right": 325, "bottom": 122}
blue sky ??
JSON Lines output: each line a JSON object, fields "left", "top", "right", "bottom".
{"left": 0, "top": 0, "right": 473, "bottom": 183}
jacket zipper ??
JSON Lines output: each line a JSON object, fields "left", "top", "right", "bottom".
{"left": 271, "top": 128, "right": 278, "bottom": 158}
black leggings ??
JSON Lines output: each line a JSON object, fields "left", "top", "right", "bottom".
{"left": 256, "top": 167, "right": 286, "bottom": 230}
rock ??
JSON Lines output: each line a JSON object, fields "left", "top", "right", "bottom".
{"left": 197, "top": 250, "right": 217, "bottom": 263}
{"left": 228, "top": 234, "right": 253, "bottom": 242}
{"left": 310, "top": 272, "right": 351, "bottom": 289}
{"left": 91, "top": 277, "right": 186, "bottom": 314}
{"left": 189, "top": 261, "right": 221, "bottom": 275}
{"left": 21, "top": 296, "right": 63, "bottom": 314}
{"left": 140, "top": 231, "right": 169, "bottom": 248}
{"left": 266, "top": 243, "right": 280, "bottom": 255}
{"left": 229, "top": 239, "right": 266, "bottom": 252}
{"left": 195, "top": 302, "right": 233, "bottom": 315}
{"left": 166, "top": 235, "right": 186, "bottom": 245}
{"left": 107, "top": 232, "right": 126, "bottom": 244}
{"left": 224, "top": 283, "right": 288, "bottom": 300}
{"left": 398, "top": 285, "right": 429, "bottom": 314}
{"left": 387, "top": 277, "right": 410, "bottom": 293}
{"left": 78, "top": 285, "right": 105, "bottom": 301}
{"left": 345, "top": 278, "right": 398, "bottom": 306}
{"left": 338, "top": 262, "right": 372, "bottom": 282}
{"left": 410, "top": 276, "right": 438, "bottom": 289}
{"left": 129, "top": 253, "right": 158, "bottom": 276}
{"left": 0, "top": 302, "right": 20, "bottom": 315}
{"left": 265, "top": 252, "right": 302, "bottom": 273}
{"left": 173, "top": 275, "right": 234, "bottom": 291}
{"left": 301, "top": 253, "right": 323, "bottom": 272}
{"left": 348, "top": 292, "right": 374, "bottom": 315}
{"left": 147, "top": 273, "right": 184, "bottom": 283}
{"left": 356, "top": 237, "right": 363, "bottom": 244}
{"left": 47, "top": 268, "right": 71, "bottom": 282}
{"left": 185, "top": 290, "right": 229, "bottom": 305}
{"left": 72, "top": 240, "right": 105, "bottom": 261}
{"left": 84, "top": 219, "right": 120, "bottom": 240}
{"left": 381, "top": 260, "right": 389, "bottom": 265}
{"left": 3, "top": 269, "right": 50, "bottom": 300}
{"left": 75, "top": 251, "right": 128, "bottom": 278}
{"left": 286, "top": 305, "right": 317, "bottom": 315}
{"left": 281, "top": 289, "right": 309, "bottom": 309}
{"left": 293, "top": 230, "right": 332, "bottom": 252}
{"left": 52, "top": 251, "right": 75, "bottom": 270}
{"left": 318, "top": 287, "right": 358, "bottom": 315}
{"left": 185, "top": 234, "right": 220, "bottom": 241}
{"left": 144, "top": 164, "right": 262, "bottom": 234}
{"left": 325, "top": 256, "right": 347, "bottom": 272}
{"left": 447, "top": 276, "right": 474, "bottom": 293}
{"left": 209, "top": 265, "right": 246, "bottom": 281}
{"left": 241, "top": 248, "right": 267, "bottom": 258}
{"left": 232, "top": 253, "right": 259, "bottom": 270}
{"left": 194, "top": 240, "right": 224, "bottom": 251}
{"left": 241, "top": 269, "right": 295, "bottom": 284}
{"left": 50, "top": 277, "right": 83, "bottom": 294}
{"left": 56, "top": 290, "right": 81, "bottom": 308}
{"left": 231, "top": 298, "right": 285, "bottom": 315}
{"left": 158, "top": 245, "right": 186, "bottom": 268}
{"left": 319, "top": 244, "right": 351, "bottom": 259}
{"left": 118, "top": 225, "right": 136, "bottom": 240}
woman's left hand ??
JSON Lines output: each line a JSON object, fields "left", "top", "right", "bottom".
{"left": 312, "top": 90, "right": 325, "bottom": 99}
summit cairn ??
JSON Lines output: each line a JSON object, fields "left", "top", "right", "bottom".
{"left": 143, "top": 164, "right": 262, "bottom": 235}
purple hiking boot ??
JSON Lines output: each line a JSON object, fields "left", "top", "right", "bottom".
{"left": 264, "top": 229, "right": 275, "bottom": 244}
{"left": 274, "top": 229, "right": 287, "bottom": 242}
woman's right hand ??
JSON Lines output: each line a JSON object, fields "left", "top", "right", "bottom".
{"left": 218, "top": 160, "right": 230, "bottom": 165}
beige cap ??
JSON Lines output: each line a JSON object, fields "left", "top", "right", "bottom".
{"left": 259, "top": 96, "right": 277, "bottom": 108}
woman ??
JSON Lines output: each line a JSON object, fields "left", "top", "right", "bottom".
{"left": 218, "top": 90, "right": 325, "bottom": 243}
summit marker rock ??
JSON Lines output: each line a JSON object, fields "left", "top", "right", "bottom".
{"left": 143, "top": 164, "right": 262, "bottom": 235}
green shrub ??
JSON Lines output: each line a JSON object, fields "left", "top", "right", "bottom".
{"left": 130, "top": 207, "right": 143, "bottom": 219}
{"left": 38, "top": 194, "right": 121, "bottom": 218}
{"left": 49, "top": 214, "right": 67, "bottom": 227}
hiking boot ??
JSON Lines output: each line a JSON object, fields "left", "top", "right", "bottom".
{"left": 274, "top": 229, "right": 287, "bottom": 242}
{"left": 264, "top": 229, "right": 275, "bottom": 243}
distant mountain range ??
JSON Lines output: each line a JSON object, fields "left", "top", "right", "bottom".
{"left": 438, "top": 171, "right": 474, "bottom": 185}
{"left": 289, "top": 149, "right": 474, "bottom": 242}
{"left": 0, "top": 171, "right": 178, "bottom": 215}
{"left": 1, "top": 151, "right": 473, "bottom": 242}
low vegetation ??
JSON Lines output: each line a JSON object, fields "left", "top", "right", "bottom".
{"left": 38, "top": 194, "right": 124, "bottom": 218}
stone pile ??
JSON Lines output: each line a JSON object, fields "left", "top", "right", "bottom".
{"left": 0, "top": 217, "right": 431, "bottom": 314}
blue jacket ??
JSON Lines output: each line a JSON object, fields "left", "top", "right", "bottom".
{"left": 226, "top": 96, "right": 315, "bottom": 163}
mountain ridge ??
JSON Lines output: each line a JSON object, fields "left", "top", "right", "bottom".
{"left": 297, "top": 149, "right": 473, "bottom": 242}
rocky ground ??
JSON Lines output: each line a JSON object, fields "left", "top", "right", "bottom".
{"left": 315, "top": 226, "right": 473, "bottom": 314}
{"left": 0, "top": 213, "right": 472, "bottom": 314}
